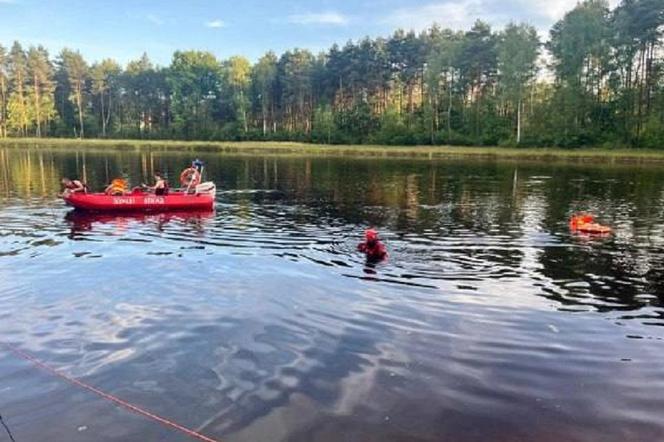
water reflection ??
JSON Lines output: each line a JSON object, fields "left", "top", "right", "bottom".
{"left": 0, "top": 147, "right": 663, "bottom": 441}
{"left": 65, "top": 210, "right": 215, "bottom": 237}
{"left": 1, "top": 147, "right": 663, "bottom": 310}
{"left": 1, "top": 147, "right": 663, "bottom": 311}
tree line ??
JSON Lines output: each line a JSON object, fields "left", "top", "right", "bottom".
{"left": 0, "top": 0, "right": 662, "bottom": 147}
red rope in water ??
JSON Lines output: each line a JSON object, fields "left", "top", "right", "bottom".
{"left": 2, "top": 343, "right": 220, "bottom": 442}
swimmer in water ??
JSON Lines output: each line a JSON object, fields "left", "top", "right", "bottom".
{"left": 358, "top": 228, "right": 387, "bottom": 261}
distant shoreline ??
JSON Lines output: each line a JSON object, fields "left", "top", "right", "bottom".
{"left": 2, "top": 138, "right": 664, "bottom": 163}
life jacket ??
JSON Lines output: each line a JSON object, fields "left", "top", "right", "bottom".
{"left": 107, "top": 178, "right": 128, "bottom": 195}
{"left": 569, "top": 213, "right": 612, "bottom": 234}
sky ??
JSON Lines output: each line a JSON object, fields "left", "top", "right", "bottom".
{"left": 0, "top": 0, "right": 621, "bottom": 66}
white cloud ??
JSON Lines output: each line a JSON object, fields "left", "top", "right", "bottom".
{"left": 382, "top": 0, "right": 624, "bottom": 40}
{"left": 146, "top": 14, "right": 164, "bottom": 25}
{"left": 287, "top": 11, "right": 349, "bottom": 26}
{"left": 382, "top": 0, "right": 503, "bottom": 31}
{"left": 205, "top": 19, "right": 226, "bottom": 28}
{"left": 520, "top": 0, "right": 577, "bottom": 22}
{"left": 524, "top": 0, "right": 621, "bottom": 22}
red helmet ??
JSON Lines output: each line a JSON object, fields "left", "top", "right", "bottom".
{"left": 365, "top": 229, "right": 378, "bottom": 241}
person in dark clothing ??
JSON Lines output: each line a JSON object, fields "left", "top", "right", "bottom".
{"left": 144, "top": 171, "right": 169, "bottom": 195}
{"left": 358, "top": 229, "right": 387, "bottom": 261}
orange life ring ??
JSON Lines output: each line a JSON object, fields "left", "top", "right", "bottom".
{"left": 180, "top": 168, "right": 201, "bottom": 187}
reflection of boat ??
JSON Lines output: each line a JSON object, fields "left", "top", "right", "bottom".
{"left": 65, "top": 209, "right": 215, "bottom": 232}
{"left": 63, "top": 183, "right": 216, "bottom": 212}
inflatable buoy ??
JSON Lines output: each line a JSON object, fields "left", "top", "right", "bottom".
{"left": 180, "top": 167, "right": 201, "bottom": 187}
{"left": 569, "top": 213, "right": 612, "bottom": 235}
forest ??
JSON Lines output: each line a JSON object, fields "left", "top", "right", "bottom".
{"left": 0, "top": 0, "right": 662, "bottom": 148}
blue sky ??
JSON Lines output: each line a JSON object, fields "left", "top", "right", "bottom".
{"left": 0, "top": 0, "right": 619, "bottom": 66}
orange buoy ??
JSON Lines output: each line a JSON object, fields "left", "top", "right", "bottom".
{"left": 569, "top": 213, "right": 612, "bottom": 234}
{"left": 180, "top": 167, "right": 201, "bottom": 187}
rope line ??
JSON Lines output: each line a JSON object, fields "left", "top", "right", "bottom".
{"left": 0, "top": 414, "right": 16, "bottom": 442}
{"left": 2, "top": 343, "right": 219, "bottom": 442}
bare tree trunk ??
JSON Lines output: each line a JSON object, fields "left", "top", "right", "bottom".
{"left": 75, "top": 82, "right": 84, "bottom": 138}
{"left": 262, "top": 103, "right": 267, "bottom": 136}
{"left": 529, "top": 85, "right": 534, "bottom": 117}
{"left": 636, "top": 46, "right": 646, "bottom": 141}
{"left": 100, "top": 91, "right": 106, "bottom": 137}
{"left": 0, "top": 78, "right": 4, "bottom": 138}
{"left": 16, "top": 74, "right": 27, "bottom": 136}
{"left": 33, "top": 74, "right": 41, "bottom": 137}
{"left": 516, "top": 99, "right": 522, "bottom": 144}
{"left": 105, "top": 89, "right": 113, "bottom": 135}
{"left": 447, "top": 73, "right": 452, "bottom": 144}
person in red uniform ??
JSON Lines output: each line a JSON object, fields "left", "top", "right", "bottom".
{"left": 358, "top": 228, "right": 387, "bottom": 261}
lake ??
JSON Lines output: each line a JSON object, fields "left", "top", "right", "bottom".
{"left": 0, "top": 147, "right": 663, "bottom": 442}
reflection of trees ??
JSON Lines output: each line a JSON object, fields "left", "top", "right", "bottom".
{"left": 2, "top": 148, "right": 664, "bottom": 313}
{"left": 0, "top": 149, "right": 59, "bottom": 198}
{"left": 404, "top": 174, "right": 419, "bottom": 223}
{"left": 0, "top": 149, "right": 10, "bottom": 197}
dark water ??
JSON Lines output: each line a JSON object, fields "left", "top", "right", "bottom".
{"left": 1, "top": 148, "right": 663, "bottom": 442}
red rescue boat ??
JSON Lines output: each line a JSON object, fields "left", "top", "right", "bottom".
{"left": 63, "top": 183, "right": 216, "bottom": 212}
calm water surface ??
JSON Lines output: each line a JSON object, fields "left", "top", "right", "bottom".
{"left": 0, "top": 148, "right": 663, "bottom": 442}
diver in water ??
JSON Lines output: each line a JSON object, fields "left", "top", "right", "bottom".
{"left": 358, "top": 228, "right": 387, "bottom": 261}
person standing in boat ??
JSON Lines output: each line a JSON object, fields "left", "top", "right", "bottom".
{"left": 61, "top": 178, "right": 87, "bottom": 196}
{"left": 144, "top": 171, "right": 169, "bottom": 195}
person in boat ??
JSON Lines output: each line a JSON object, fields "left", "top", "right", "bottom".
{"left": 358, "top": 228, "right": 388, "bottom": 261}
{"left": 143, "top": 171, "right": 169, "bottom": 195}
{"left": 181, "top": 162, "right": 203, "bottom": 193}
{"left": 105, "top": 178, "right": 129, "bottom": 196}
{"left": 61, "top": 177, "right": 87, "bottom": 195}
{"left": 192, "top": 159, "right": 204, "bottom": 173}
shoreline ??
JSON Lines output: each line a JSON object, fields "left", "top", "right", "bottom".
{"left": 2, "top": 138, "right": 664, "bottom": 163}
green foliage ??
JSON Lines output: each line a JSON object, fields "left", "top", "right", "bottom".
{"left": 166, "top": 50, "right": 222, "bottom": 138}
{"left": 251, "top": 51, "right": 278, "bottom": 135}
{"left": 0, "top": 0, "right": 662, "bottom": 148}
{"left": 90, "top": 58, "right": 121, "bottom": 137}
{"left": 59, "top": 48, "right": 88, "bottom": 137}
{"left": 222, "top": 56, "right": 251, "bottom": 132}
{"left": 312, "top": 104, "right": 334, "bottom": 144}
{"left": 372, "top": 105, "right": 414, "bottom": 145}
{"left": 334, "top": 101, "right": 378, "bottom": 144}
{"left": 26, "top": 46, "right": 56, "bottom": 137}
{"left": 497, "top": 23, "right": 540, "bottom": 143}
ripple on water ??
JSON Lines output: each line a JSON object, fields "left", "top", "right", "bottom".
{"left": 1, "top": 158, "right": 664, "bottom": 442}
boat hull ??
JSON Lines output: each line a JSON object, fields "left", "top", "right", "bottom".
{"left": 64, "top": 192, "right": 215, "bottom": 212}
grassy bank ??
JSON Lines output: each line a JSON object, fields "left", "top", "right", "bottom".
{"left": 2, "top": 138, "right": 664, "bottom": 163}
